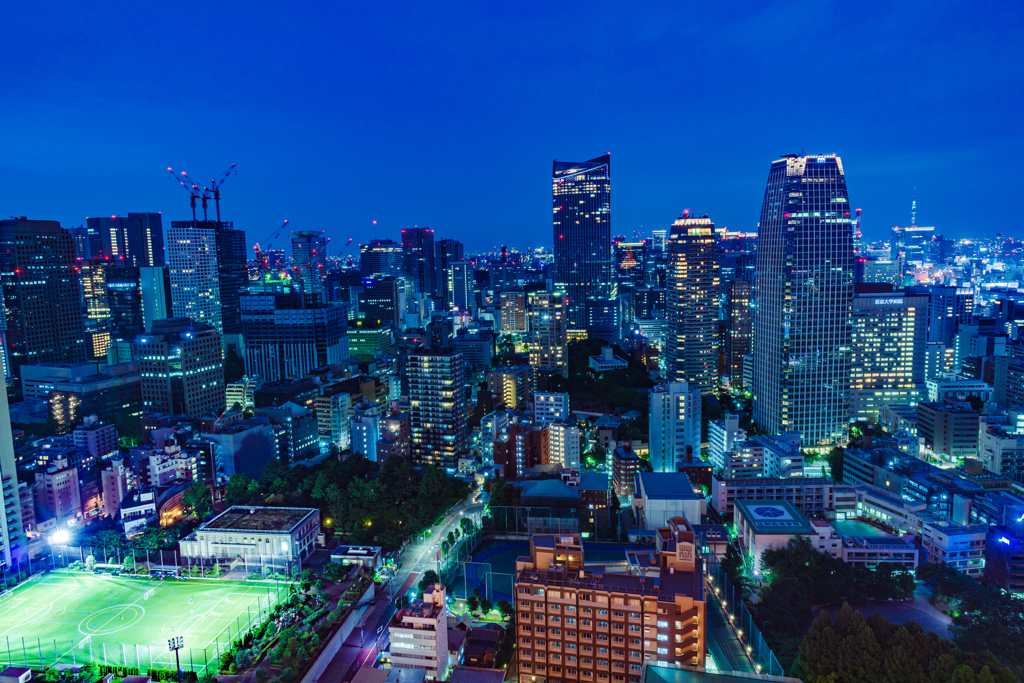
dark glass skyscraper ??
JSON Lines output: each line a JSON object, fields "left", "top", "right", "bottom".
{"left": 553, "top": 154, "right": 613, "bottom": 331}
{"left": 435, "top": 238, "right": 464, "bottom": 308}
{"left": 753, "top": 155, "right": 854, "bottom": 447}
{"left": 402, "top": 227, "right": 436, "bottom": 295}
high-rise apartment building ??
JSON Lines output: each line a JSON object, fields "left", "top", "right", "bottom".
{"left": 240, "top": 292, "right": 349, "bottom": 382}
{"left": 0, "top": 385, "right": 25, "bottom": 572}
{"left": 450, "top": 261, "right": 475, "bottom": 314}
{"left": 849, "top": 285, "right": 929, "bottom": 422}
{"left": 402, "top": 228, "right": 436, "bottom": 295}
{"left": 534, "top": 391, "right": 570, "bottom": 426}
{"left": 0, "top": 219, "right": 86, "bottom": 380}
{"left": 435, "top": 238, "right": 464, "bottom": 308}
{"left": 553, "top": 155, "right": 613, "bottom": 332}
{"left": 80, "top": 258, "right": 114, "bottom": 361}
{"left": 753, "top": 155, "right": 854, "bottom": 447}
{"left": 528, "top": 291, "right": 568, "bottom": 378}
{"left": 664, "top": 212, "right": 720, "bottom": 393}
{"left": 500, "top": 290, "right": 528, "bottom": 334}
{"left": 86, "top": 213, "right": 164, "bottom": 267}
{"left": 547, "top": 420, "right": 581, "bottom": 469}
{"left": 487, "top": 366, "right": 532, "bottom": 410}
{"left": 514, "top": 525, "right": 707, "bottom": 681}
{"left": 291, "top": 231, "right": 327, "bottom": 297}
{"left": 725, "top": 279, "right": 752, "bottom": 384}
{"left": 409, "top": 350, "right": 467, "bottom": 469}
{"left": 648, "top": 382, "right": 702, "bottom": 472}
{"left": 167, "top": 223, "right": 222, "bottom": 334}
{"left": 135, "top": 318, "right": 224, "bottom": 417}
{"left": 359, "top": 238, "right": 403, "bottom": 279}
{"left": 928, "top": 286, "right": 974, "bottom": 346}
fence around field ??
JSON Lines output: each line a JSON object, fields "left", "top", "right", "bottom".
{"left": 0, "top": 578, "right": 285, "bottom": 676}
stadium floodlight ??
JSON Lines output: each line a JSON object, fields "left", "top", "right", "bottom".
{"left": 51, "top": 529, "right": 70, "bottom": 545}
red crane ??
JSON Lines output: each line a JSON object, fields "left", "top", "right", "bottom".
{"left": 206, "top": 163, "right": 236, "bottom": 222}
{"left": 167, "top": 167, "right": 203, "bottom": 222}
{"left": 253, "top": 220, "right": 289, "bottom": 271}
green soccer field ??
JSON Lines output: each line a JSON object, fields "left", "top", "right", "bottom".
{"left": 0, "top": 572, "right": 285, "bottom": 673}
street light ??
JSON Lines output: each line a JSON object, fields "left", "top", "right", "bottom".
{"left": 168, "top": 636, "right": 184, "bottom": 683}
{"left": 50, "top": 529, "right": 71, "bottom": 572}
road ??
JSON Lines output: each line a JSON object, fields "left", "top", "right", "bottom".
{"left": 325, "top": 490, "right": 488, "bottom": 683}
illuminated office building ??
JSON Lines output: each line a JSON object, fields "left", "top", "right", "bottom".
{"left": 291, "top": 231, "right": 327, "bottom": 297}
{"left": 929, "top": 286, "right": 974, "bottom": 346}
{"left": 614, "top": 238, "right": 647, "bottom": 287}
{"left": 500, "top": 290, "right": 528, "bottom": 334}
{"left": 0, "top": 219, "right": 86, "bottom": 380}
{"left": 402, "top": 227, "right": 436, "bottom": 295}
{"left": 135, "top": 318, "right": 224, "bottom": 418}
{"left": 360, "top": 238, "right": 403, "bottom": 279}
{"left": 80, "top": 259, "right": 114, "bottom": 361}
{"left": 664, "top": 212, "right": 720, "bottom": 394}
{"left": 725, "top": 279, "right": 752, "bottom": 384}
{"left": 358, "top": 277, "right": 402, "bottom": 328}
{"left": 435, "top": 238, "right": 464, "bottom": 308}
{"left": 849, "top": 285, "right": 929, "bottom": 423}
{"left": 552, "top": 154, "right": 613, "bottom": 332}
{"left": 752, "top": 155, "right": 854, "bottom": 447}
{"left": 167, "top": 223, "right": 222, "bottom": 334}
{"left": 528, "top": 291, "right": 568, "bottom": 378}
{"left": 891, "top": 224, "right": 935, "bottom": 275}
{"left": 85, "top": 213, "right": 164, "bottom": 267}
{"left": 409, "top": 350, "right": 467, "bottom": 470}
{"left": 450, "top": 261, "right": 475, "bottom": 314}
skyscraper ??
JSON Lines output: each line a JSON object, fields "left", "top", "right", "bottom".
{"left": 0, "top": 385, "right": 25, "bottom": 572}
{"left": 86, "top": 212, "right": 165, "bottom": 267}
{"left": 435, "top": 238, "right": 464, "bottom": 308}
{"left": 891, "top": 224, "right": 935, "bottom": 276}
{"left": 552, "top": 154, "right": 613, "bottom": 331}
{"left": 613, "top": 238, "right": 647, "bottom": 288}
{"left": 80, "top": 258, "right": 114, "bottom": 361}
{"left": 0, "top": 219, "right": 86, "bottom": 380}
{"left": 725, "top": 279, "right": 752, "bottom": 384}
{"left": 928, "top": 286, "right": 974, "bottom": 346}
{"left": 291, "top": 231, "right": 328, "bottom": 297}
{"left": 648, "top": 381, "right": 702, "bottom": 472}
{"left": 752, "top": 154, "right": 854, "bottom": 447}
{"left": 358, "top": 277, "right": 402, "bottom": 328}
{"left": 665, "top": 212, "right": 720, "bottom": 394}
{"left": 409, "top": 350, "right": 467, "bottom": 469}
{"left": 167, "top": 223, "right": 222, "bottom": 333}
{"left": 401, "top": 227, "right": 436, "bottom": 295}
{"left": 359, "top": 238, "right": 403, "bottom": 279}
{"left": 528, "top": 291, "right": 568, "bottom": 378}
{"left": 449, "top": 261, "right": 475, "bottom": 314}
{"left": 849, "top": 285, "right": 929, "bottom": 422}
{"left": 135, "top": 318, "right": 224, "bottom": 417}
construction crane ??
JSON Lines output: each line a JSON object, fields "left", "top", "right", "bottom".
{"left": 206, "top": 163, "right": 236, "bottom": 222}
{"left": 253, "top": 220, "right": 289, "bottom": 272}
{"left": 167, "top": 167, "right": 203, "bottom": 222}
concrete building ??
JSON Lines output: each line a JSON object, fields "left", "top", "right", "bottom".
{"left": 72, "top": 416, "right": 119, "bottom": 460}
{"left": 204, "top": 418, "right": 276, "bottom": 480}
{"left": 811, "top": 521, "right": 919, "bottom": 569}
{"left": 409, "top": 350, "right": 467, "bottom": 470}
{"left": 179, "top": 505, "right": 320, "bottom": 562}
{"left": 709, "top": 476, "right": 836, "bottom": 519}
{"left": 734, "top": 499, "right": 815, "bottom": 575}
{"left": 648, "top": 382, "right": 702, "bottom": 473}
{"left": 136, "top": 318, "right": 224, "bottom": 418}
{"left": 548, "top": 421, "right": 581, "bottom": 469}
{"left": 500, "top": 291, "right": 528, "bottom": 334}
{"left": 917, "top": 402, "right": 980, "bottom": 460}
{"left": 389, "top": 584, "right": 450, "bottom": 680}
{"left": 351, "top": 413, "right": 381, "bottom": 462}
{"left": 330, "top": 545, "right": 382, "bottom": 570}
{"left": 487, "top": 366, "right": 531, "bottom": 410}
{"left": 925, "top": 374, "right": 994, "bottom": 404}
{"left": 632, "top": 472, "right": 705, "bottom": 529}
{"left": 35, "top": 457, "right": 81, "bottom": 524}
{"left": 707, "top": 414, "right": 744, "bottom": 474}
{"left": 316, "top": 391, "right": 352, "bottom": 451}
{"left": 534, "top": 392, "right": 570, "bottom": 426}
{"left": 719, "top": 434, "right": 803, "bottom": 480}
{"left": 978, "top": 421, "right": 1024, "bottom": 482}
{"left": 612, "top": 443, "right": 644, "bottom": 497}
{"left": 527, "top": 291, "right": 568, "bottom": 378}
{"left": 921, "top": 520, "right": 987, "bottom": 578}
{"left": 0, "top": 385, "right": 26, "bottom": 570}
{"left": 588, "top": 346, "right": 628, "bottom": 374}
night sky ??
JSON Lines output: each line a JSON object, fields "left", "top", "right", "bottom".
{"left": 2, "top": 2, "right": 1021, "bottom": 252}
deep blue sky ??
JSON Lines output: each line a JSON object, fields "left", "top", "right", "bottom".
{"left": 2, "top": 2, "right": 1021, "bottom": 253}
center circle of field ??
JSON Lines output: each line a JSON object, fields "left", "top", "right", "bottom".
{"left": 79, "top": 604, "right": 146, "bottom": 636}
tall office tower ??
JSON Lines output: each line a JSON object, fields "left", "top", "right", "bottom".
{"left": 167, "top": 223, "right": 222, "bottom": 333}
{"left": 80, "top": 258, "right": 114, "bottom": 361}
{"left": 726, "top": 279, "right": 752, "bottom": 383}
{"left": 753, "top": 155, "right": 854, "bottom": 447}
{"left": 586, "top": 298, "right": 620, "bottom": 344}
{"left": 849, "top": 285, "right": 929, "bottom": 422}
{"left": 648, "top": 381, "right": 702, "bottom": 472}
{"left": 500, "top": 290, "right": 528, "bottom": 333}
{"left": 534, "top": 391, "right": 570, "bottom": 425}
{"left": 240, "top": 292, "right": 349, "bottom": 382}
{"left": 552, "top": 154, "right": 613, "bottom": 332}
{"left": 70, "top": 223, "right": 99, "bottom": 259}
{"left": 291, "top": 231, "right": 327, "bottom": 297}
{"left": 929, "top": 286, "right": 974, "bottom": 346}
{"left": 359, "top": 238, "right": 403, "bottom": 279}
{"left": 891, "top": 224, "right": 935, "bottom": 275}
{"left": 105, "top": 266, "right": 145, "bottom": 343}
{"left": 401, "top": 227, "right": 436, "bottom": 295}
{"left": 664, "top": 212, "right": 720, "bottom": 394}
{"left": 140, "top": 266, "right": 173, "bottom": 331}
{"left": 358, "top": 277, "right": 402, "bottom": 327}
{"left": 651, "top": 228, "right": 668, "bottom": 253}
{"left": 528, "top": 291, "right": 568, "bottom": 377}
{"left": 613, "top": 238, "right": 648, "bottom": 287}
{"left": 408, "top": 350, "right": 467, "bottom": 469}
{"left": 450, "top": 261, "right": 475, "bottom": 314}
{"left": 211, "top": 222, "right": 248, "bottom": 340}
{"left": 135, "top": 318, "right": 224, "bottom": 417}
{"left": 86, "top": 212, "right": 165, "bottom": 267}
{"left": 0, "top": 219, "right": 86, "bottom": 380}
{"left": 435, "top": 238, "right": 464, "bottom": 308}
{"left": 547, "top": 420, "right": 581, "bottom": 469}
{"left": 0, "top": 386, "right": 25, "bottom": 572}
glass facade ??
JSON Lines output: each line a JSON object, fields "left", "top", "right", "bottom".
{"left": 665, "top": 213, "right": 720, "bottom": 393}
{"left": 552, "top": 154, "right": 613, "bottom": 331}
{"left": 753, "top": 155, "right": 854, "bottom": 447}
{"left": 401, "top": 227, "right": 436, "bottom": 295}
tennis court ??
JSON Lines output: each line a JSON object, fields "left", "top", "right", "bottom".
{"left": 0, "top": 572, "right": 284, "bottom": 673}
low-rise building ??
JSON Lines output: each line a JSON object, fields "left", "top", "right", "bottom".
{"left": 916, "top": 402, "right": 980, "bottom": 460}
{"left": 612, "top": 442, "right": 643, "bottom": 498}
{"left": 632, "top": 472, "right": 705, "bottom": 529}
{"left": 331, "top": 545, "right": 382, "bottom": 570}
{"left": 734, "top": 499, "right": 815, "bottom": 575}
{"left": 811, "top": 521, "right": 919, "bottom": 569}
{"left": 179, "top": 505, "right": 320, "bottom": 563}
{"left": 710, "top": 476, "right": 835, "bottom": 519}
{"left": 72, "top": 415, "right": 119, "bottom": 460}
{"left": 389, "top": 584, "right": 450, "bottom": 680}
{"left": 921, "top": 520, "right": 987, "bottom": 578}
{"left": 588, "top": 346, "right": 628, "bottom": 374}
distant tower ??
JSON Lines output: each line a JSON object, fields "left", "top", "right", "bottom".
{"left": 402, "top": 228, "right": 436, "bottom": 295}
{"left": 291, "top": 231, "right": 328, "bottom": 298}
{"left": 752, "top": 155, "right": 854, "bottom": 447}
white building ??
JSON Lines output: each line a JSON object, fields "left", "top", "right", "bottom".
{"left": 587, "top": 346, "right": 628, "bottom": 374}
{"left": 632, "top": 472, "right": 706, "bottom": 530}
{"left": 179, "top": 506, "right": 320, "bottom": 562}
{"left": 922, "top": 520, "right": 987, "bottom": 578}
{"left": 533, "top": 392, "right": 570, "bottom": 426}
{"left": 317, "top": 391, "right": 352, "bottom": 450}
{"left": 479, "top": 409, "right": 514, "bottom": 467}
{"left": 734, "top": 499, "right": 815, "bottom": 574}
{"left": 926, "top": 374, "right": 994, "bottom": 404}
{"left": 811, "top": 520, "right": 918, "bottom": 569}
{"left": 648, "top": 381, "right": 702, "bottom": 472}
{"left": 72, "top": 416, "right": 119, "bottom": 460}
{"left": 389, "top": 584, "right": 450, "bottom": 680}
{"left": 226, "top": 376, "right": 262, "bottom": 412}
{"left": 978, "top": 421, "right": 1024, "bottom": 480}
{"left": 707, "top": 414, "right": 745, "bottom": 472}
{"left": 351, "top": 413, "right": 381, "bottom": 462}
{"left": 547, "top": 421, "right": 580, "bottom": 469}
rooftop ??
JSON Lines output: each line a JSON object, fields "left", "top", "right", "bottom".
{"left": 203, "top": 506, "right": 317, "bottom": 533}
{"left": 637, "top": 472, "right": 703, "bottom": 500}
{"left": 734, "top": 499, "right": 814, "bottom": 535}
{"left": 450, "top": 668, "right": 505, "bottom": 683}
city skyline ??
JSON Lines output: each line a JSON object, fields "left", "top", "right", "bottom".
{"left": 3, "top": 3, "right": 1022, "bottom": 251}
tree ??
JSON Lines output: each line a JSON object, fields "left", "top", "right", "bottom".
{"left": 85, "top": 555, "right": 96, "bottom": 571}
{"left": 497, "top": 599, "right": 513, "bottom": 619}
{"left": 480, "top": 598, "right": 493, "bottom": 614}
{"left": 467, "top": 596, "right": 479, "bottom": 612}
{"left": 225, "top": 473, "right": 261, "bottom": 507}
{"left": 826, "top": 446, "right": 846, "bottom": 482}
{"left": 418, "top": 570, "right": 440, "bottom": 595}
{"left": 122, "top": 555, "right": 136, "bottom": 572}
{"left": 113, "top": 411, "right": 143, "bottom": 448}
{"left": 183, "top": 482, "right": 213, "bottom": 518}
